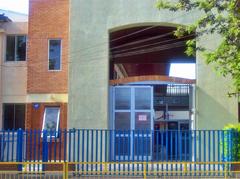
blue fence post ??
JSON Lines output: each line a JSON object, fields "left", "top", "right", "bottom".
{"left": 7, "top": 130, "right": 10, "bottom": 162}
{"left": 17, "top": 129, "right": 23, "bottom": 171}
{"left": 229, "top": 129, "right": 233, "bottom": 162}
{"left": 42, "top": 130, "right": 48, "bottom": 171}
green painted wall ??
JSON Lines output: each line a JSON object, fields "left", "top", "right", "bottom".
{"left": 196, "top": 34, "right": 238, "bottom": 129}
{"left": 69, "top": 0, "right": 238, "bottom": 129}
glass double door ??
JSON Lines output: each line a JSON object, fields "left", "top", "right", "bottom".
{"left": 113, "top": 86, "right": 153, "bottom": 160}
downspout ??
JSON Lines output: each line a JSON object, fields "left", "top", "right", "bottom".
{"left": 0, "top": 25, "right": 5, "bottom": 129}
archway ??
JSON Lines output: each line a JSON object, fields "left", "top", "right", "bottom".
{"left": 109, "top": 25, "right": 196, "bottom": 160}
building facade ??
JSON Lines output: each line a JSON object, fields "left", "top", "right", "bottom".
{"left": 1, "top": 0, "right": 238, "bottom": 132}
{"left": 0, "top": 1, "right": 69, "bottom": 132}
{"left": 26, "top": 0, "right": 69, "bottom": 130}
{"left": 0, "top": 10, "right": 28, "bottom": 130}
{"left": 68, "top": 0, "right": 238, "bottom": 130}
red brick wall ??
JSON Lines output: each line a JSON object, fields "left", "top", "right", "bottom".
{"left": 26, "top": 103, "right": 67, "bottom": 129}
{"left": 25, "top": 103, "right": 67, "bottom": 160}
{"left": 27, "top": 0, "right": 69, "bottom": 93}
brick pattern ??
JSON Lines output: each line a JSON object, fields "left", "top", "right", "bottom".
{"left": 26, "top": 103, "right": 67, "bottom": 129}
{"left": 27, "top": 0, "right": 69, "bottom": 93}
{"left": 25, "top": 103, "right": 67, "bottom": 160}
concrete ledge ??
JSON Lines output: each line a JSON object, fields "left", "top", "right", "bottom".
{"left": 27, "top": 94, "right": 68, "bottom": 103}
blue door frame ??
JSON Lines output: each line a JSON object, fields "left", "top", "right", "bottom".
{"left": 111, "top": 85, "right": 154, "bottom": 160}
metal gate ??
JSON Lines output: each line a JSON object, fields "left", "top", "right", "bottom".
{"left": 112, "top": 86, "right": 154, "bottom": 160}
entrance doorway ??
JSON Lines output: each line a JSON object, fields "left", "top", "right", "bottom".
{"left": 109, "top": 25, "right": 195, "bottom": 161}
{"left": 110, "top": 84, "right": 193, "bottom": 161}
{"left": 112, "top": 86, "right": 154, "bottom": 160}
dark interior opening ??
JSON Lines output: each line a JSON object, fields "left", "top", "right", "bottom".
{"left": 3, "top": 104, "right": 25, "bottom": 130}
{"left": 109, "top": 25, "right": 195, "bottom": 80}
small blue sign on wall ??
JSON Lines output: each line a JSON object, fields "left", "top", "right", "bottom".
{"left": 33, "top": 103, "right": 40, "bottom": 110}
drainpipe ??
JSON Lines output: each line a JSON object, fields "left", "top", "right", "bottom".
{"left": 192, "top": 85, "right": 196, "bottom": 130}
{"left": 0, "top": 27, "right": 4, "bottom": 129}
{"left": 190, "top": 84, "right": 196, "bottom": 162}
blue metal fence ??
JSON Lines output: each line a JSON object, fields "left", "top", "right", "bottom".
{"left": 0, "top": 129, "right": 236, "bottom": 175}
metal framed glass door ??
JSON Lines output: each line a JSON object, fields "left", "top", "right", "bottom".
{"left": 113, "top": 86, "right": 153, "bottom": 161}
{"left": 113, "top": 87, "right": 131, "bottom": 160}
{"left": 133, "top": 87, "right": 153, "bottom": 160}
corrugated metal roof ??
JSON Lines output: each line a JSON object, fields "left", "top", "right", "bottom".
{"left": 0, "top": 9, "right": 27, "bottom": 22}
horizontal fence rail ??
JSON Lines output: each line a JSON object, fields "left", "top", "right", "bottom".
{"left": 0, "top": 161, "right": 240, "bottom": 178}
{"left": 67, "top": 161, "right": 240, "bottom": 178}
{"left": 0, "top": 129, "right": 237, "bottom": 176}
{"left": 0, "top": 162, "right": 65, "bottom": 179}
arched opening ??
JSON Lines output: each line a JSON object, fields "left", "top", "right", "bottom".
{"left": 109, "top": 25, "right": 195, "bottom": 81}
{"left": 109, "top": 25, "right": 196, "bottom": 160}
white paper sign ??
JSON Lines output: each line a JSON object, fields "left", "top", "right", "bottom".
{"left": 138, "top": 115, "right": 147, "bottom": 121}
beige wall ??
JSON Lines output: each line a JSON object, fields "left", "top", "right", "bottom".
{"left": 0, "top": 22, "right": 28, "bottom": 129}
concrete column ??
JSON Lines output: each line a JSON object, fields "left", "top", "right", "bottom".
{"left": 0, "top": 30, "right": 4, "bottom": 129}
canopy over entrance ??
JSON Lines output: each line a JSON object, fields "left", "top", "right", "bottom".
{"left": 110, "top": 75, "right": 195, "bottom": 85}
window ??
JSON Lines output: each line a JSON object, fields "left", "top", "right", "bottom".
{"left": 42, "top": 107, "right": 60, "bottom": 136}
{"left": 48, "top": 39, "right": 61, "bottom": 70}
{"left": 6, "top": 35, "right": 26, "bottom": 61}
{"left": 3, "top": 104, "right": 25, "bottom": 130}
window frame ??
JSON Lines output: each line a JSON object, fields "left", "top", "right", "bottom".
{"left": 41, "top": 106, "right": 61, "bottom": 137}
{"left": 2, "top": 103, "right": 26, "bottom": 130}
{"left": 5, "top": 35, "right": 27, "bottom": 62}
{"left": 48, "top": 39, "right": 62, "bottom": 71}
